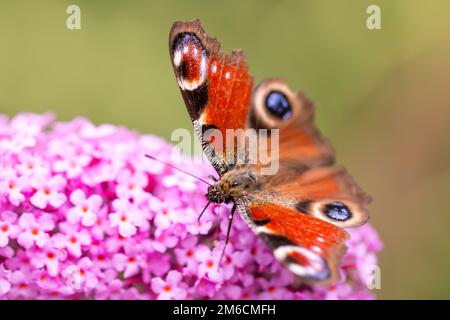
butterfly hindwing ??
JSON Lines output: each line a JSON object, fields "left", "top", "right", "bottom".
{"left": 236, "top": 200, "right": 348, "bottom": 283}
{"left": 250, "top": 165, "right": 371, "bottom": 229}
{"left": 237, "top": 77, "right": 371, "bottom": 282}
{"left": 247, "top": 78, "right": 371, "bottom": 229}
{"left": 249, "top": 78, "right": 335, "bottom": 168}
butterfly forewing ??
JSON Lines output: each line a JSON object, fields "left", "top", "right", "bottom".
{"left": 169, "top": 19, "right": 253, "bottom": 175}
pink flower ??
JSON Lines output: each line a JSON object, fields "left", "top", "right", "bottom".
{"left": 89, "top": 250, "right": 112, "bottom": 273}
{"left": 53, "top": 223, "right": 91, "bottom": 258}
{"left": 0, "top": 212, "right": 20, "bottom": 247}
{"left": 4, "top": 250, "right": 32, "bottom": 273}
{"left": 17, "top": 213, "right": 54, "bottom": 249}
{"left": 6, "top": 270, "right": 36, "bottom": 299}
{"left": 15, "top": 153, "right": 49, "bottom": 178}
{"left": 89, "top": 207, "right": 111, "bottom": 241}
{"left": 213, "top": 244, "right": 245, "bottom": 281}
{"left": 116, "top": 169, "right": 150, "bottom": 204}
{"left": 0, "top": 171, "right": 26, "bottom": 206}
{"left": 30, "top": 174, "right": 67, "bottom": 209}
{"left": 257, "top": 280, "right": 294, "bottom": 300}
{"left": 63, "top": 257, "right": 99, "bottom": 292}
{"left": 0, "top": 132, "right": 35, "bottom": 154}
{"left": 0, "top": 113, "right": 382, "bottom": 300}
{"left": 93, "top": 278, "right": 123, "bottom": 300}
{"left": 153, "top": 204, "right": 198, "bottom": 231}
{"left": 250, "top": 241, "right": 275, "bottom": 271}
{"left": 186, "top": 219, "right": 214, "bottom": 236}
{"left": 112, "top": 250, "right": 145, "bottom": 278}
{"left": 151, "top": 229, "right": 179, "bottom": 253}
{"left": 195, "top": 245, "right": 223, "bottom": 283}
{"left": 34, "top": 270, "right": 61, "bottom": 291}
{"left": 193, "top": 277, "right": 219, "bottom": 298}
{"left": 109, "top": 199, "right": 148, "bottom": 237}
{"left": 257, "top": 271, "right": 295, "bottom": 300}
{"left": 151, "top": 270, "right": 187, "bottom": 300}
{"left": 174, "top": 236, "right": 199, "bottom": 272}
{"left": 0, "top": 264, "right": 11, "bottom": 296}
{"left": 217, "top": 284, "right": 243, "bottom": 299}
{"left": 145, "top": 252, "right": 171, "bottom": 278}
{"left": 67, "top": 189, "right": 102, "bottom": 227}
{"left": 30, "top": 246, "right": 67, "bottom": 277}
{"left": 162, "top": 172, "right": 197, "bottom": 192}
{"left": 54, "top": 153, "right": 92, "bottom": 179}
{"left": 0, "top": 279, "right": 10, "bottom": 296}
{"left": 9, "top": 112, "right": 53, "bottom": 136}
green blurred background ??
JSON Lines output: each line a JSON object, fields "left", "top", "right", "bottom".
{"left": 1, "top": 0, "right": 449, "bottom": 299}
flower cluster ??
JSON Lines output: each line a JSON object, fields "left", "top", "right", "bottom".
{"left": 0, "top": 113, "right": 382, "bottom": 299}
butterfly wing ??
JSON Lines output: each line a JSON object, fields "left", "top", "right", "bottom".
{"left": 235, "top": 199, "right": 348, "bottom": 283}
{"left": 249, "top": 78, "right": 336, "bottom": 168}
{"left": 233, "top": 78, "right": 371, "bottom": 282}
{"left": 246, "top": 78, "right": 371, "bottom": 229}
{"left": 169, "top": 20, "right": 371, "bottom": 283}
{"left": 169, "top": 19, "right": 253, "bottom": 175}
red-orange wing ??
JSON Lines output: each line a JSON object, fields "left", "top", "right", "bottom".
{"left": 236, "top": 201, "right": 348, "bottom": 283}
{"left": 169, "top": 19, "right": 253, "bottom": 175}
{"left": 248, "top": 78, "right": 335, "bottom": 168}
{"left": 246, "top": 78, "right": 371, "bottom": 229}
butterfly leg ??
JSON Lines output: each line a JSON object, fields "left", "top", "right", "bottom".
{"left": 218, "top": 204, "right": 236, "bottom": 266}
{"left": 198, "top": 201, "right": 212, "bottom": 222}
{"left": 208, "top": 174, "right": 219, "bottom": 182}
{"left": 224, "top": 204, "right": 236, "bottom": 245}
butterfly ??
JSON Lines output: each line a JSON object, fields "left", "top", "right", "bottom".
{"left": 167, "top": 19, "right": 371, "bottom": 284}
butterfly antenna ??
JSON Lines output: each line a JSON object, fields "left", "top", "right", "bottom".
{"left": 217, "top": 204, "right": 236, "bottom": 269}
{"left": 145, "top": 154, "right": 212, "bottom": 186}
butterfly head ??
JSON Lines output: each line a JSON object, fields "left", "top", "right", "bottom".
{"left": 206, "top": 171, "right": 258, "bottom": 204}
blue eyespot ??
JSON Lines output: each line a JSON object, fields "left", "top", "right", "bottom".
{"left": 265, "top": 91, "right": 292, "bottom": 120}
{"left": 323, "top": 202, "right": 352, "bottom": 221}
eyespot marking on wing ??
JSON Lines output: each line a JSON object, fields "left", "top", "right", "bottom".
{"left": 250, "top": 78, "right": 301, "bottom": 129}
{"left": 265, "top": 91, "right": 293, "bottom": 120}
{"left": 274, "top": 246, "right": 330, "bottom": 281}
{"left": 172, "top": 32, "right": 208, "bottom": 91}
{"left": 323, "top": 202, "right": 352, "bottom": 221}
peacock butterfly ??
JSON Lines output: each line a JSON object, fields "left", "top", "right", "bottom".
{"left": 165, "top": 19, "right": 371, "bottom": 284}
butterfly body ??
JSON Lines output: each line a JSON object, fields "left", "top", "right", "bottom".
{"left": 169, "top": 19, "right": 371, "bottom": 284}
{"left": 206, "top": 170, "right": 260, "bottom": 204}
